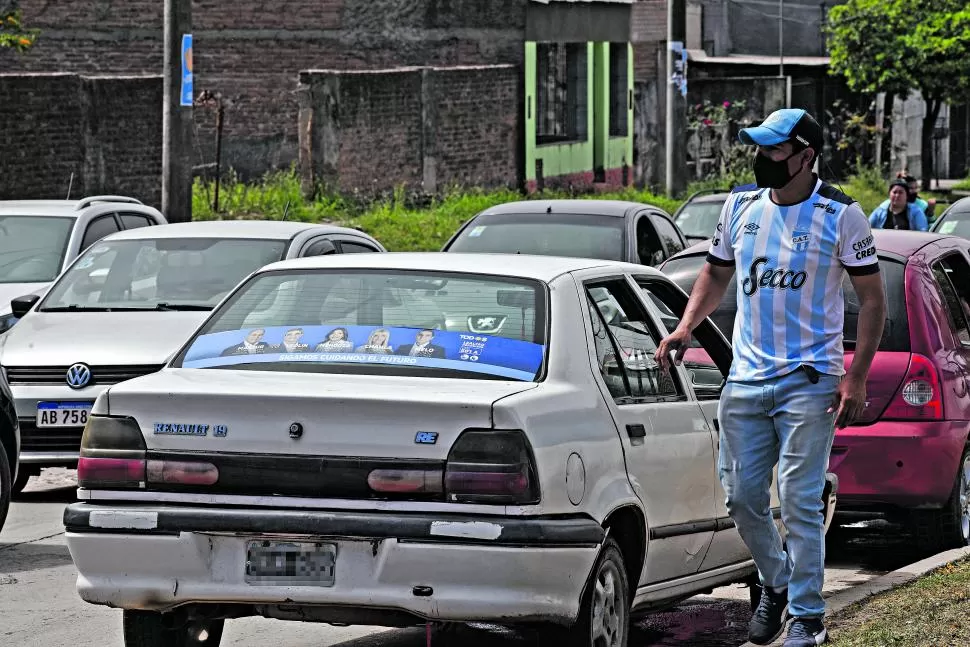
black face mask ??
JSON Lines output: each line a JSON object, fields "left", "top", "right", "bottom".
{"left": 753, "top": 151, "right": 799, "bottom": 189}
{"left": 907, "top": 191, "right": 917, "bottom": 203}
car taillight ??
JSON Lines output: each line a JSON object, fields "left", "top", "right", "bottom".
{"left": 147, "top": 460, "right": 219, "bottom": 486}
{"left": 444, "top": 430, "right": 539, "bottom": 505}
{"left": 367, "top": 469, "right": 443, "bottom": 494}
{"left": 78, "top": 415, "right": 147, "bottom": 489}
{"left": 882, "top": 353, "right": 943, "bottom": 421}
{"left": 78, "top": 416, "right": 221, "bottom": 488}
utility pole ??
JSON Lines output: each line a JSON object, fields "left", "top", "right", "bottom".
{"left": 665, "top": 0, "right": 686, "bottom": 197}
{"left": 162, "top": 0, "right": 193, "bottom": 222}
{"left": 778, "top": 0, "right": 784, "bottom": 80}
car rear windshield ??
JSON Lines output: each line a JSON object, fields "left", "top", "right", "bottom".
{"left": 0, "top": 216, "right": 74, "bottom": 283}
{"left": 661, "top": 253, "right": 910, "bottom": 352}
{"left": 40, "top": 237, "right": 287, "bottom": 311}
{"left": 674, "top": 200, "right": 725, "bottom": 239}
{"left": 174, "top": 269, "right": 548, "bottom": 382}
{"left": 446, "top": 212, "right": 625, "bottom": 261}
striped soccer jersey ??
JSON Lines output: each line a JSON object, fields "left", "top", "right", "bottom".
{"left": 707, "top": 178, "right": 880, "bottom": 382}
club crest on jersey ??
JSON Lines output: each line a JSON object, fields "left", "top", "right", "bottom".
{"left": 792, "top": 230, "right": 812, "bottom": 253}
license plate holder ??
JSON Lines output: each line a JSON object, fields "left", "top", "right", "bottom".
{"left": 244, "top": 540, "right": 336, "bottom": 587}
{"left": 36, "top": 402, "right": 93, "bottom": 428}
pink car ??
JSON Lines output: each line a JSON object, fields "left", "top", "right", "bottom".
{"left": 662, "top": 230, "right": 970, "bottom": 552}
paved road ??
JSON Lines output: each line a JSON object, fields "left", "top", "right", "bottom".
{"left": 0, "top": 469, "right": 932, "bottom": 647}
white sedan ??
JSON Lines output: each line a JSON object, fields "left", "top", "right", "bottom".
{"left": 63, "top": 253, "right": 834, "bottom": 647}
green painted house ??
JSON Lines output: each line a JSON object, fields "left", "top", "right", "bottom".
{"left": 524, "top": 0, "right": 635, "bottom": 192}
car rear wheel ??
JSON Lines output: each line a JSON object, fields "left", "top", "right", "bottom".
{"left": 123, "top": 610, "right": 224, "bottom": 647}
{"left": 911, "top": 445, "right": 970, "bottom": 553}
{"left": 553, "top": 537, "right": 630, "bottom": 647}
{"left": 0, "top": 446, "right": 10, "bottom": 532}
{"left": 11, "top": 466, "right": 33, "bottom": 495}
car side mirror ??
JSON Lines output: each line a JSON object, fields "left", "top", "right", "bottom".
{"left": 11, "top": 294, "right": 40, "bottom": 318}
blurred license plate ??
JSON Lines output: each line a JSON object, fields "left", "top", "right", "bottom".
{"left": 36, "top": 402, "right": 92, "bottom": 428}
{"left": 245, "top": 540, "right": 336, "bottom": 586}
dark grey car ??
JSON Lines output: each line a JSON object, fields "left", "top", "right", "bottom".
{"left": 442, "top": 199, "right": 688, "bottom": 266}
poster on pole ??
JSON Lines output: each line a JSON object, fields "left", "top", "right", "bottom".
{"left": 180, "top": 34, "right": 193, "bottom": 107}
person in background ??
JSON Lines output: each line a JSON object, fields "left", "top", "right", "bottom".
{"left": 898, "top": 172, "right": 936, "bottom": 223}
{"left": 868, "top": 179, "right": 928, "bottom": 231}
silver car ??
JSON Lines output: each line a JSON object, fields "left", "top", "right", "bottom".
{"left": 0, "top": 195, "right": 166, "bottom": 333}
{"left": 2, "top": 220, "right": 386, "bottom": 492}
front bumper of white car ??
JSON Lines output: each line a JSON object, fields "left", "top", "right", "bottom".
{"left": 64, "top": 503, "right": 604, "bottom": 626}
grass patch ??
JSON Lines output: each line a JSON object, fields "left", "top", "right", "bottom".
{"left": 191, "top": 166, "right": 917, "bottom": 252}
{"left": 827, "top": 556, "right": 970, "bottom": 646}
{"left": 954, "top": 176, "right": 970, "bottom": 191}
{"left": 193, "top": 169, "right": 681, "bottom": 252}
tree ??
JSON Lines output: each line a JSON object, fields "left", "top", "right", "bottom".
{"left": 0, "top": 3, "right": 38, "bottom": 52}
{"left": 827, "top": 1, "right": 970, "bottom": 188}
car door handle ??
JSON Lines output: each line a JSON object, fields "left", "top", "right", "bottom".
{"left": 712, "top": 417, "right": 719, "bottom": 432}
{"left": 626, "top": 424, "right": 646, "bottom": 439}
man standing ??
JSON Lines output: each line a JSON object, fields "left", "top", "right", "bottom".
{"left": 655, "top": 109, "right": 886, "bottom": 646}
{"left": 868, "top": 179, "right": 929, "bottom": 231}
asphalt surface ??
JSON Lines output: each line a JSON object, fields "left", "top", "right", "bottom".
{"left": 0, "top": 469, "right": 934, "bottom": 647}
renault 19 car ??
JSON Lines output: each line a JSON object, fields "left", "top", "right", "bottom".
{"left": 63, "top": 253, "right": 835, "bottom": 647}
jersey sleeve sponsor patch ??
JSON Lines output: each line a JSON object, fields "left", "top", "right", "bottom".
{"left": 838, "top": 203, "right": 879, "bottom": 271}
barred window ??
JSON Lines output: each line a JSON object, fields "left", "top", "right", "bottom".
{"left": 536, "top": 42, "right": 588, "bottom": 144}
{"left": 609, "top": 43, "right": 629, "bottom": 137}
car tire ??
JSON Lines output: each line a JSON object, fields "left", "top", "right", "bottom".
{"left": 0, "top": 445, "right": 10, "bottom": 532}
{"left": 122, "top": 610, "right": 224, "bottom": 647}
{"left": 11, "top": 467, "right": 32, "bottom": 495}
{"left": 556, "top": 537, "right": 630, "bottom": 647}
{"left": 911, "top": 445, "right": 970, "bottom": 553}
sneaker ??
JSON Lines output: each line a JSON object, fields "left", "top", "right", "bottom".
{"left": 748, "top": 585, "right": 788, "bottom": 645}
{"left": 783, "top": 617, "right": 828, "bottom": 646}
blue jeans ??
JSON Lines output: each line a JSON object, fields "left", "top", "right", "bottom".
{"left": 718, "top": 368, "right": 839, "bottom": 618}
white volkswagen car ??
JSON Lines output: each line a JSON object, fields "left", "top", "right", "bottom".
{"left": 3, "top": 220, "right": 385, "bottom": 492}
{"left": 63, "top": 253, "right": 835, "bottom": 647}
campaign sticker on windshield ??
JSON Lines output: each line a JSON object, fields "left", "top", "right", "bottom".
{"left": 182, "top": 325, "right": 545, "bottom": 381}
{"left": 939, "top": 221, "right": 958, "bottom": 234}
{"left": 468, "top": 226, "right": 486, "bottom": 237}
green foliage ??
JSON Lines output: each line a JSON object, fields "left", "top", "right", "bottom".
{"left": 826, "top": 1, "right": 970, "bottom": 103}
{"left": 193, "top": 170, "right": 680, "bottom": 251}
{"left": 0, "top": 6, "right": 38, "bottom": 51}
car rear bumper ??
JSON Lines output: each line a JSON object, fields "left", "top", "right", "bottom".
{"left": 63, "top": 503, "right": 604, "bottom": 624}
{"left": 830, "top": 420, "right": 968, "bottom": 509}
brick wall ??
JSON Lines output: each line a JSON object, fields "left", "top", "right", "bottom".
{"left": 1, "top": 0, "right": 526, "bottom": 179}
{"left": 0, "top": 73, "right": 162, "bottom": 206}
{"left": 429, "top": 66, "right": 522, "bottom": 190}
{"left": 300, "top": 65, "right": 521, "bottom": 195}
{"left": 632, "top": 0, "right": 666, "bottom": 80}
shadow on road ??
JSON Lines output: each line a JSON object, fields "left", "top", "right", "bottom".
{"left": 0, "top": 541, "right": 75, "bottom": 574}
{"left": 12, "top": 486, "right": 77, "bottom": 504}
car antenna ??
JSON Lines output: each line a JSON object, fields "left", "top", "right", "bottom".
{"left": 281, "top": 200, "right": 291, "bottom": 221}
{"left": 66, "top": 172, "right": 74, "bottom": 200}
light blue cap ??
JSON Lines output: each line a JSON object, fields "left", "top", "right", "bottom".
{"left": 738, "top": 108, "right": 809, "bottom": 146}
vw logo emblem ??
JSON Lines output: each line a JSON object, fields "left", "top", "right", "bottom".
{"left": 65, "top": 363, "right": 92, "bottom": 389}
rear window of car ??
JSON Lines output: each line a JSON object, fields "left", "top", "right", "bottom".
{"left": 660, "top": 254, "right": 910, "bottom": 352}
{"left": 674, "top": 200, "right": 726, "bottom": 239}
{"left": 173, "top": 269, "right": 548, "bottom": 382}
{"left": 445, "top": 212, "right": 625, "bottom": 261}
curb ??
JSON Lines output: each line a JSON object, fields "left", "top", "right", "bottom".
{"left": 738, "top": 545, "right": 970, "bottom": 647}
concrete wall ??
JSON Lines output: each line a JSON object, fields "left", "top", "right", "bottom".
{"left": 0, "top": 73, "right": 162, "bottom": 206}
{"left": 0, "top": 0, "right": 527, "bottom": 180}
{"left": 299, "top": 65, "right": 521, "bottom": 196}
